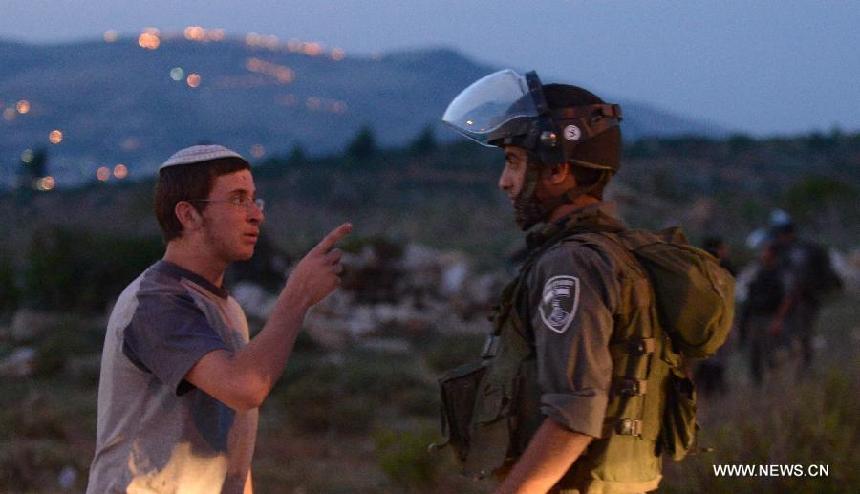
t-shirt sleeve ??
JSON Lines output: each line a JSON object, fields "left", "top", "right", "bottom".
{"left": 123, "top": 290, "right": 228, "bottom": 395}
{"left": 527, "top": 242, "right": 619, "bottom": 438}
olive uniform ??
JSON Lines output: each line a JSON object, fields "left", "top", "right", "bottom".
{"left": 504, "top": 203, "right": 667, "bottom": 493}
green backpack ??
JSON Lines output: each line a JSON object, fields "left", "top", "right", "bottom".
{"left": 576, "top": 226, "right": 735, "bottom": 462}
{"left": 600, "top": 227, "right": 735, "bottom": 359}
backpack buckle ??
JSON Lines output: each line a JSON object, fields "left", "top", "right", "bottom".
{"left": 612, "top": 338, "right": 656, "bottom": 356}
{"left": 616, "top": 418, "right": 642, "bottom": 436}
{"left": 630, "top": 338, "right": 656, "bottom": 355}
{"left": 481, "top": 334, "right": 500, "bottom": 358}
{"left": 615, "top": 377, "right": 648, "bottom": 397}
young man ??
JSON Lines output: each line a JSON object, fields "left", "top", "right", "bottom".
{"left": 441, "top": 71, "right": 669, "bottom": 493}
{"left": 86, "top": 144, "right": 351, "bottom": 493}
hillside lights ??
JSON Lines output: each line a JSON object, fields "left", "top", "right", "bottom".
{"left": 114, "top": 164, "right": 129, "bottom": 179}
{"left": 49, "top": 130, "right": 63, "bottom": 144}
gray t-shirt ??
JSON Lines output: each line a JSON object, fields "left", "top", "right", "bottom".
{"left": 87, "top": 261, "right": 258, "bottom": 494}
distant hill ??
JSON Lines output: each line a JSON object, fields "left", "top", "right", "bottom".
{"left": 0, "top": 36, "right": 728, "bottom": 186}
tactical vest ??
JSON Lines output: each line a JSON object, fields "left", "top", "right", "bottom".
{"left": 439, "top": 216, "right": 678, "bottom": 493}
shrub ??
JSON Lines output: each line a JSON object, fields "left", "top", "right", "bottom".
{"left": 346, "top": 125, "right": 378, "bottom": 161}
{"left": 31, "top": 320, "right": 103, "bottom": 379}
{"left": 0, "top": 251, "right": 19, "bottom": 313}
{"left": 375, "top": 426, "right": 441, "bottom": 489}
{"left": 24, "top": 227, "right": 162, "bottom": 312}
{"left": 275, "top": 363, "right": 376, "bottom": 434}
{"left": 396, "top": 387, "right": 439, "bottom": 418}
{"left": 0, "top": 387, "right": 91, "bottom": 492}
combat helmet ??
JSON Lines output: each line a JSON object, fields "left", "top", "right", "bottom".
{"left": 443, "top": 70, "right": 623, "bottom": 229}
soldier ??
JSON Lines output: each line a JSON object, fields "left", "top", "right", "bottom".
{"left": 766, "top": 210, "right": 842, "bottom": 370}
{"left": 737, "top": 242, "right": 786, "bottom": 385}
{"left": 440, "top": 70, "right": 672, "bottom": 494}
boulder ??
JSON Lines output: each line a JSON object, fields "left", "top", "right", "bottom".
{"left": 10, "top": 310, "right": 66, "bottom": 342}
{"left": 832, "top": 248, "right": 860, "bottom": 294}
{"left": 0, "top": 346, "right": 35, "bottom": 377}
{"left": 231, "top": 282, "right": 277, "bottom": 320}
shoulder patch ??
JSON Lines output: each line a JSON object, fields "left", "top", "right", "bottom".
{"left": 539, "top": 275, "right": 580, "bottom": 334}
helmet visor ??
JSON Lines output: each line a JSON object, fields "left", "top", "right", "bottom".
{"left": 442, "top": 69, "right": 538, "bottom": 146}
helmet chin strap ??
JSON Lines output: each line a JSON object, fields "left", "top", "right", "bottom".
{"left": 513, "top": 156, "right": 611, "bottom": 231}
{"left": 513, "top": 161, "right": 547, "bottom": 230}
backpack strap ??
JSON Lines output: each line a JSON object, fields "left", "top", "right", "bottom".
{"left": 561, "top": 230, "right": 664, "bottom": 440}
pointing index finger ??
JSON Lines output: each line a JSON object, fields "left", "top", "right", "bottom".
{"left": 315, "top": 223, "right": 352, "bottom": 253}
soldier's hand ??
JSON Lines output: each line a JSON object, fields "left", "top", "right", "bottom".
{"left": 284, "top": 223, "right": 352, "bottom": 309}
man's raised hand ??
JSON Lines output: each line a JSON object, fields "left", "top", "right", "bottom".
{"left": 284, "top": 223, "right": 352, "bottom": 309}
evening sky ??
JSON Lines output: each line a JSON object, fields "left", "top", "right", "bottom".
{"left": 2, "top": 0, "right": 857, "bottom": 136}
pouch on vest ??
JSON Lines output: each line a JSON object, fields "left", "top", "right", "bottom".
{"left": 606, "top": 228, "right": 735, "bottom": 358}
{"left": 459, "top": 309, "right": 537, "bottom": 478}
{"left": 438, "top": 361, "right": 487, "bottom": 462}
{"left": 661, "top": 367, "right": 698, "bottom": 461}
{"left": 437, "top": 357, "right": 533, "bottom": 479}
{"left": 435, "top": 271, "right": 540, "bottom": 479}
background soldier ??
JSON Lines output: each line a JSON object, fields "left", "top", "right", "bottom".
{"left": 738, "top": 243, "right": 786, "bottom": 385}
{"left": 442, "top": 70, "right": 670, "bottom": 494}
{"left": 766, "top": 210, "right": 843, "bottom": 371}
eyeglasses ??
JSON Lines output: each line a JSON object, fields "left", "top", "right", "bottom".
{"left": 190, "top": 197, "right": 265, "bottom": 211}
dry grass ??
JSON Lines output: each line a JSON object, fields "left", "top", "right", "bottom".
{"left": 661, "top": 294, "right": 859, "bottom": 493}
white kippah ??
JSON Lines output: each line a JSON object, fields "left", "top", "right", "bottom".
{"left": 160, "top": 144, "right": 247, "bottom": 169}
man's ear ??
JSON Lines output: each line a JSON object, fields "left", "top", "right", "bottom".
{"left": 174, "top": 201, "right": 203, "bottom": 232}
{"left": 546, "top": 161, "right": 573, "bottom": 185}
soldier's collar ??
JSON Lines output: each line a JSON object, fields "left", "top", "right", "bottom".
{"left": 526, "top": 202, "right": 622, "bottom": 250}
